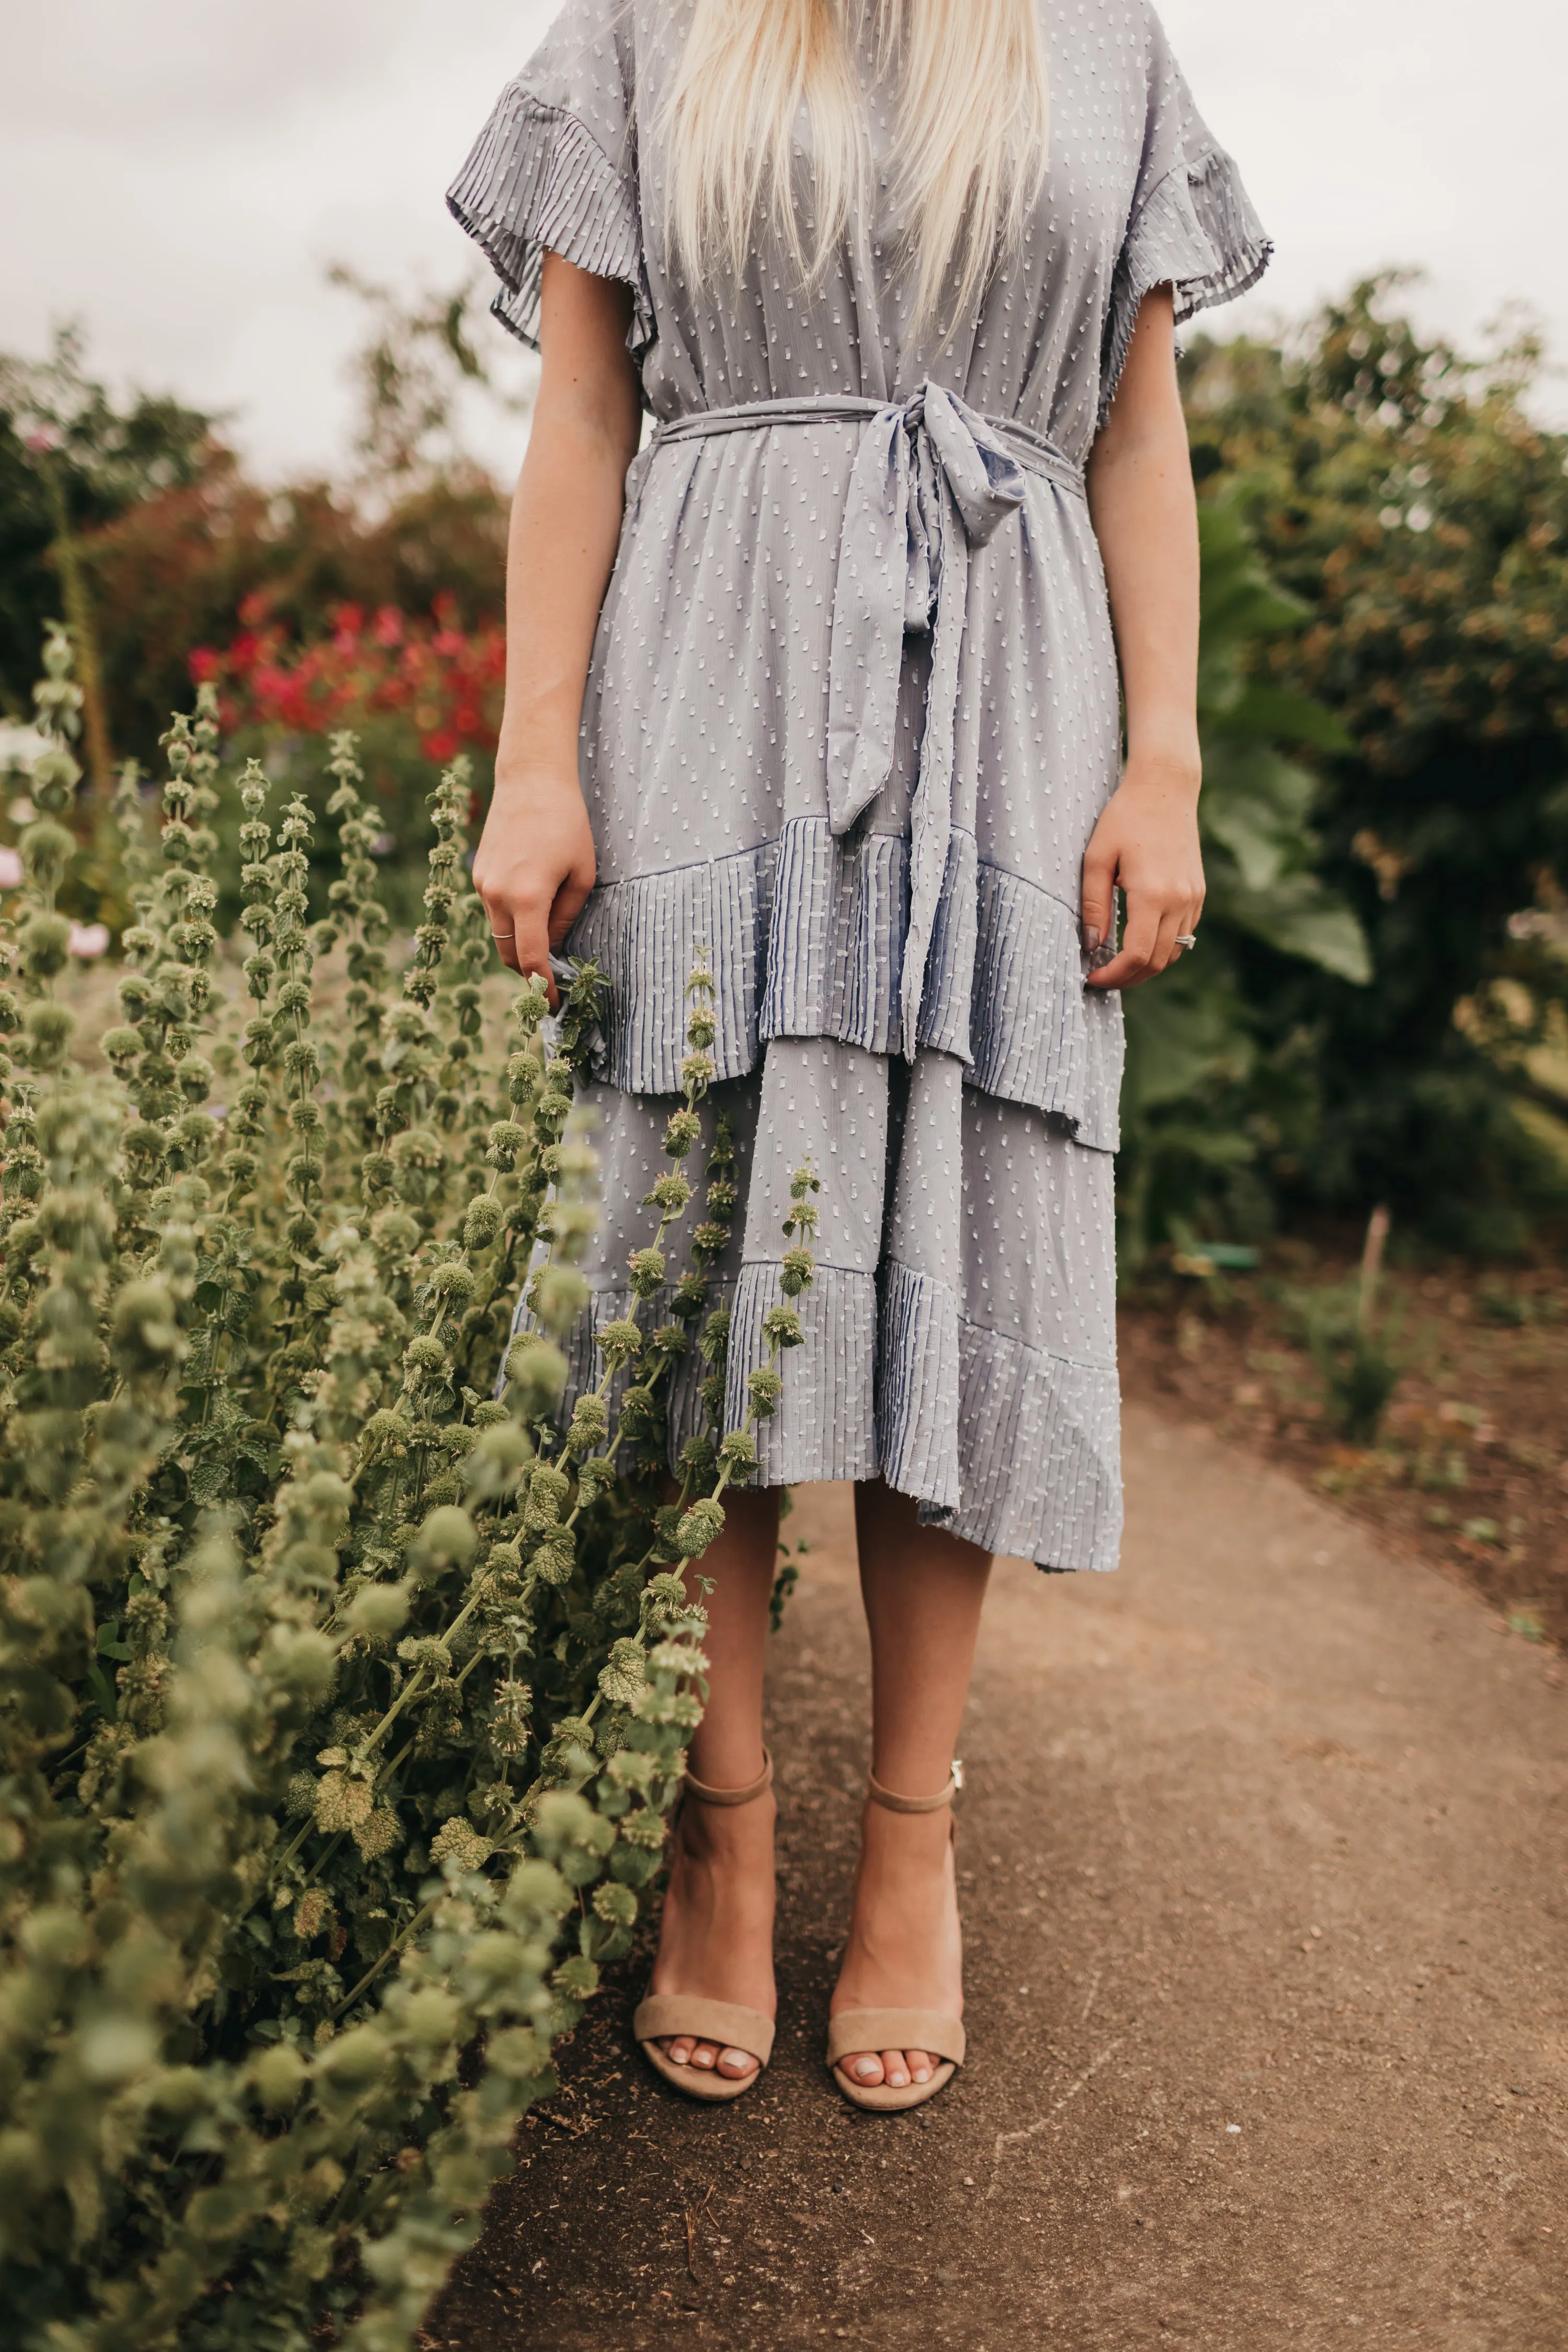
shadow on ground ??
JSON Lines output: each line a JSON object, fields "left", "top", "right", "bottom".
{"left": 428, "top": 1404, "right": 1567, "bottom": 2351}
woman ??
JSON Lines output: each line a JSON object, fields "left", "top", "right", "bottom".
{"left": 449, "top": 0, "right": 1268, "bottom": 2109}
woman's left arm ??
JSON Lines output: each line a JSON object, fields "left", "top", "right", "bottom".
{"left": 1081, "top": 285, "right": 1205, "bottom": 990}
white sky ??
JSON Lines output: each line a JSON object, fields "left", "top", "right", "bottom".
{"left": 2, "top": 0, "right": 1564, "bottom": 482}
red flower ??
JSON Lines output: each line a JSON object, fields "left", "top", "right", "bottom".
{"left": 199, "top": 603, "right": 505, "bottom": 765}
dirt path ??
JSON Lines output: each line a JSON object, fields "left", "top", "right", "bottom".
{"left": 431, "top": 1403, "right": 1568, "bottom": 2351}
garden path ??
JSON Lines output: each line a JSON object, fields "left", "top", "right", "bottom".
{"left": 432, "top": 1402, "right": 1567, "bottom": 2351}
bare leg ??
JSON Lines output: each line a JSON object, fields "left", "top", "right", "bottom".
{"left": 830, "top": 1478, "right": 991, "bottom": 2090}
{"left": 646, "top": 1484, "right": 778, "bottom": 2081}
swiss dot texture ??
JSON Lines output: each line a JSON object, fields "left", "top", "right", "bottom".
{"left": 451, "top": 0, "right": 1269, "bottom": 1572}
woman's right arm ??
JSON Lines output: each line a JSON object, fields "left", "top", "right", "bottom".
{"left": 473, "top": 251, "right": 642, "bottom": 995}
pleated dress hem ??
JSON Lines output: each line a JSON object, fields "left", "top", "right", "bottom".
{"left": 510, "top": 1248, "right": 1122, "bottom": 1577}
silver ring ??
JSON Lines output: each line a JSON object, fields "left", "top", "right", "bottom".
{"left": 490, "top": 930, "right": 515, "bottom": 942}
{"left": 1174, "top": 933, "right": 1197, "bottom": 950}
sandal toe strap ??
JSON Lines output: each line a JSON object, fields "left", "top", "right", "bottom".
{"left": 633, "top": 1996, "right": 775, "bottom": 2066}
{"left": 826, "top": 2009, "right": 965, "bottom": 2067}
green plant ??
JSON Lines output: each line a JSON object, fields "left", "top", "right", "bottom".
{"left": 0, "top": 626, "right": 816, "bottom": 2348}
{"left": 1, "top": 314, "right": 511, "bottom": 785}
{"left": 1289, "top": 1206, "right": 1403, "bottom": 1443}
{"left": 1117, "top": 497, "right": 1370, "bottom": 1265}
{"left": 1183, "top": 279, "right": 1568, "bottom": 1245}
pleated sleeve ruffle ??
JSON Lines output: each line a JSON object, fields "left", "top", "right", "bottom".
{"left": 446, "top": 0, "right": 652, "bottom": 360}
{"left": 1099, "top": 33, "right": 1272, "bottom": 423}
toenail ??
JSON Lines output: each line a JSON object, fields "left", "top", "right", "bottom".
{"left": 854, "top": 2058, "right": 878, "bottom": 2079}
{"left": 913, "top": 2067, "right": 931, "bottom": 2082}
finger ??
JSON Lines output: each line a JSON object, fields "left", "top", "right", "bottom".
{"left": 547, "top": 858, "right": 596, "bottom": 952}
{"left": 485, "top": 915, "right": 522, "bottom": 975}
{"left": 509, "top": 906, "right": 558, "bottom": 1007}
{"left": 1170, "top": 889, "right": 1213, "bottom": 964}
{"left": 1080, "top": 839, "right": 1117, "bottom": 957}
{"left": 478, "top": 885, "right": 520, "bottom": 969}
{"left": 1086, "top": 900, "right": 1161, "bottom": 990}
{"left": 1142, "top": 903, "right": 1187, "bottom": 981}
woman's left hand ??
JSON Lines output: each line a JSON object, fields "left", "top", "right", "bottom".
{"left": 1080, "top": 754, "right": 1205, "bottom": 990}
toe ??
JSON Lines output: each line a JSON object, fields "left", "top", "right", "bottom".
{"left": 881, "top": 2047, "right": 909, "bottom": 2089}
{"left": 716, "top": 2046, "right": 758, "bottom": 2080}
{"left": 663, "top": 2037, "right": 694, "bottom": 2066}
{"left": 846, "top": 2051, "right": 885, "bottom": 2086}
{"left": 905, "top": 2049, "right": 933, "bottom": 2083}
{"left": 689, "top": 2040, "right": 718, "bottom": 2069}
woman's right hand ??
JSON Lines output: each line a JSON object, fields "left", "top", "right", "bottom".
{"left": 472, "top": 754, "right": 597, "bottom": 1001}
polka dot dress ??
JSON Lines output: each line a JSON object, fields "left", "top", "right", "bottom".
{"left": 448, "top": 0, "right": 1270, "bottom": 1572}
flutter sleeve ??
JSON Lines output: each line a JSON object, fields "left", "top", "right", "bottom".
{"left": 446, "top": 0, "right": 652, "bottom": 359}
{"left": 1100, "top": 20, "right": 1272, "bottom": 422}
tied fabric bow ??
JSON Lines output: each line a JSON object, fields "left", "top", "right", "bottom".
{"left": 825, "top": 383, "right": 1029, "bottom": 1059}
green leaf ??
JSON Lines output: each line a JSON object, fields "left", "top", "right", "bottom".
{"left": 1214, "top": 874, "right": 1373, "bottom": 983}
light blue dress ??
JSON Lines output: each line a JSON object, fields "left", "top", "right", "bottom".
{"left": 449, "top": 0, "right": 1269, "bottom": 1571}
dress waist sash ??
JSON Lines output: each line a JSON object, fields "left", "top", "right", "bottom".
{"left": 646, "top": 387, "right": 1088, "bottom": 1061}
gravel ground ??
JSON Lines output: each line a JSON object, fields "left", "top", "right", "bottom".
{"left": 427, "top": 1402, "right": 1567, "bottom": 2352}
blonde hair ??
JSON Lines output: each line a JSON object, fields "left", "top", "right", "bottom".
{"left": 661, "top": 0, "right": 1050, "bottom": 337}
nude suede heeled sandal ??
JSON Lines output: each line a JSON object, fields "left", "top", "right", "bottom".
{"left": 632, "top": 1749, "right": 776, "bottom": 2103}
{"left": 827, "top": 1761, "right": 966, "bottom": 2113}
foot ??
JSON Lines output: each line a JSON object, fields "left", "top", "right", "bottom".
{"left": 647, "top": 1779, "right": 777, "bottom": 2082}
{"left": 829, "top": 1797, "right": 962, "bottom": 2090}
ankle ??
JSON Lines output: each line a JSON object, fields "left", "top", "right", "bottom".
{"left": 677, "top": 1786, "right": 776, "bottom": 1860}
{"left": 686, "top": 1740, "right": 769, "bottom": 1794}
{"left": 859, "top": 1798, "right": 952, "bottom": 1860}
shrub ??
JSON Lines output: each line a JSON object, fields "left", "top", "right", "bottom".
{"left": 1117, "top": 497, "right": 1370, "bottom": 1264}
{"left": 0, "top": 625, "right": 815, "bottom": 2348}
{"left": 1183, "top": 279, "right": 1568, "bottom": 1246}
{"left": 1286, "top": 1208, "right": 1403, "bottom": 1443}
{"left": 1, "top": 322, "right": 509, "bottom": 778}
{"left": 191, "top": 597, "right": 506, "bottom": 921}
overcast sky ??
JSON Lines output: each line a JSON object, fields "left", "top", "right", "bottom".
{"left": 3, "top": 0, "right": 1564, "bottom": 481}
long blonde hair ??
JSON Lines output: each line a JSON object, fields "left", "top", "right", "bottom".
{"left": 661, "top": 0, "right": 1050, "bottom": 336}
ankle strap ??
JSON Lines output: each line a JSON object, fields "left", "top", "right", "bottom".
{"left": 682, "top": 1747, "right": 774, "bottom": 1808}
{"left": 867, "top": 1759, "right": 963, "bottom": 1814}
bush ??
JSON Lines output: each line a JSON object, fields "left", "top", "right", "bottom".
{"left": 1117, "top": 497, "right": 1370, "bottom": 1264}
{"left": 1, "top": 319, "right": 510, "bottom": 778}
{"left": 192, "top": 596, "right": 506, "bottom": 921}
{"left": 1285, "top": 1210, "right": 1403, "bottom": 1443}
{"left": 1182, "top": 278, "right": 1568, "bottom": 1247}
{"left": 0, "top": 626, "right": 816, "bottom": 2348}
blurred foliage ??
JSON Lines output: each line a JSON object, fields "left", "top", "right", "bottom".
{"left": 0, "top": 286, "right": 516, "bottom": 775}
{"left": 1177, "top": 274, "right": 1568, "bottom": 1251}
{"left": 1119, "top": 498, "right": 1368, "bottom": 1260}
{"left": 191, "top": 598, "right": 507, "bottom": 935}
{"left": 0, "top": 323, "right": 215, "bottom": 732}
{"left": 327, "top": 264, "right": 531, "bottom": 486}
{"left": 75, "top": 466, "right": 508, "bottom": 775}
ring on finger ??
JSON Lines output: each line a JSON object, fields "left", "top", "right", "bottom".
{"left": 1174, "top": 932, "right": 1197, "bottom": 950}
